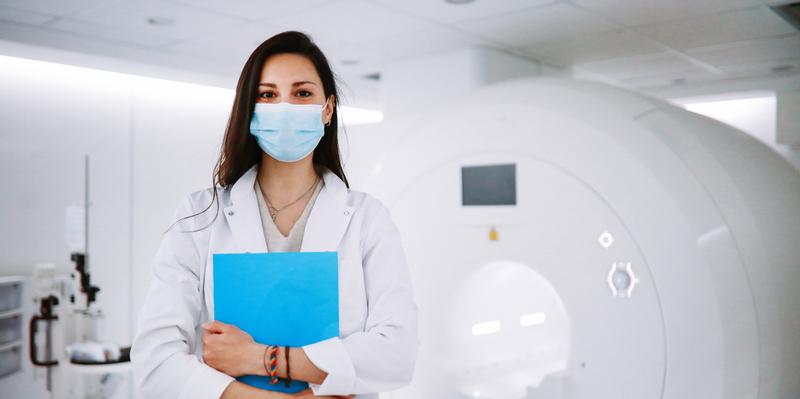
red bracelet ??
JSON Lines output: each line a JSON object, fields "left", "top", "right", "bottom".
{"left": 264, "top": 345, "right": 269, "bottom": 376}
{"left": 284, "top": 345, "right": 291, "bottom": 387}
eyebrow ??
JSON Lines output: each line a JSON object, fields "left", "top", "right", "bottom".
{"left": 258, "top": 81, "right": 317, "bottom": 87}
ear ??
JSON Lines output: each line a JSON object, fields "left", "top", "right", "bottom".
{"left": 324, "top": 95, "right": 335, "bottom": 125}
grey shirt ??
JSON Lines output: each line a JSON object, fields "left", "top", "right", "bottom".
{"left": 254, "top": 176, "right": 324, "bottom": 253}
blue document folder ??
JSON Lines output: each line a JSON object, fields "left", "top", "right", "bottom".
{"left": 213, "top": 251, "right": 339, "bottom": 393}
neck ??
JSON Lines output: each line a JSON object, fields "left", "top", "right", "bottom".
{"left": 256, "top": 155, "right": 320, "bottom": 206}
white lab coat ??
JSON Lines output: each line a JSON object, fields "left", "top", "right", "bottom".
{"left": 131, "top": 164, "right": 418, "bottom": 399}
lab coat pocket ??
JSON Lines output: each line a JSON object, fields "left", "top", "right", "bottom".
{"left": 338, "top": 258, "right": 368, "bottom": 335}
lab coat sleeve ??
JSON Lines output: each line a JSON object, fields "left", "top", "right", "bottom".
{"left": 131, "top": 193, "right": 235, "bottom": 399}
{"left": 302, "top": 201, "right": 419, "bottom": 395}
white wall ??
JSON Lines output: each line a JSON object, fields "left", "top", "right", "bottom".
{"left": 0, "top": 53, "right": 232, "bottom": 399}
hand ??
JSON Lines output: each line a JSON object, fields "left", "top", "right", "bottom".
{"left": 201, "top": 320, "right": 263, "bottom": 377}
{"left": 291, "top": 388, "right": 354, "bottom": 399}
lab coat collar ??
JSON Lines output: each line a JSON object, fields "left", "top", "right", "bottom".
{"left": 223, "top": 163, "right": 354, "bottom": 254}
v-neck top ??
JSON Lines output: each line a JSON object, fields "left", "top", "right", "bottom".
{"left": 254, "top": 176, "right": 324, "bottom": 253}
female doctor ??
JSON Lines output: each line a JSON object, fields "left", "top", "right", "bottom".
{"left": 131, "top": 31, "right": 419, "bottom": 399}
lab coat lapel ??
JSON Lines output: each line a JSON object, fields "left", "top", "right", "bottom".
{"left": 300, "top": 166, "right": 354, "bottom": 252}
{"left": 223, "top": 165, "right": 267, "bottom": 253}
{"left": 222, "top": 163, "right": 353, "bottom": 254}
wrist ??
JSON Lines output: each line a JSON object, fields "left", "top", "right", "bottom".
{"left": 249, "top": 343, "right": 269, "bottom": 376}
{"left": 278, "top": 346, "right": 287, "bottom": 379}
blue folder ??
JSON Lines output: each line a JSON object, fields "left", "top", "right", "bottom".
{"left": 213, "top": 251, "right": 339, "bottom": 393}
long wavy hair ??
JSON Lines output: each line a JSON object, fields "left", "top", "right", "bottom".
{"left": 166, "top": 30, "right": 349, "bottom": 234}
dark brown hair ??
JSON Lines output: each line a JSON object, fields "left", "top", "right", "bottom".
{"left": 165, "top": 30, "right": 349, "bottom": 234}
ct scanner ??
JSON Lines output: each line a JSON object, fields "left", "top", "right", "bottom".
{"left": 361, "top": 78, "right": 800, "bottom": 399}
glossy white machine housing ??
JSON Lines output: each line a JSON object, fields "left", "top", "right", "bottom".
{"left": 363, "top": 78, "right": 800, "bottom": 399}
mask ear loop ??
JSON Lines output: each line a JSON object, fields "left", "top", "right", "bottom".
{"left": 323, "top": 97, "right": 332, "bottom": 127}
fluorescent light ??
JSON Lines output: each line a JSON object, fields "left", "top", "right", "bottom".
{"left": 670, "top": 93, "right": 776, "bottom": 141}
{"left": 471, "top": 320, "right": 500, "bottom": 336}
{"left": 340, "top": 105, "right": 383, "bottom": 125}
{"left": 0, "top": 54, "right": 232, "bottom": 100}
{"left": 679, "top": 96, "right": 775, "bottom": 118}
{"left": 520, "top": 312, "right": 546, "bottom": 327}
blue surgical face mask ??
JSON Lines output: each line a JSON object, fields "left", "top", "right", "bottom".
{"left": 249, "top": 98, "right": 330, "bottom": 163}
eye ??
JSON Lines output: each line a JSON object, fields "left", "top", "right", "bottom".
{"left": 258, "top": 91, "right": 275, "bottom": 99}
{"left": 297, "top": 90, "right": 312, "bottom": 97}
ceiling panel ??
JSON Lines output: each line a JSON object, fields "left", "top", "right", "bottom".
{"left": 169, "top": 35, "right": 385, "bottom": 80}
{"left": 0, "top": 4, "right": 58, "bottom": 25}
{"left": 453, "top": 2, "right": 617, "bottom": 48}
{"left": 314, "top": 42, "right": 385, "bottom": 76}
{"left": 523, "top": 28, "right": 664, "bottom": 66}
{"left": 47, "top": 17, "right": 176, "bottom": 47}
{"left": 166, "top": 39, "right": 249, "bottom": 65}
{"left": 357, "top": 26, "right": 490, "bottom": 65}
{"left": 685, "top": 33, "right": 800, "bottom": 67}
{"left": 0, "top": 17, "right": 239, "bottom": 79}
{"left": 619, "top": 68, "right": 723, "bottom": 88}
{"left": 157, "top": 0, "right": 336, "bottom": 22}
{"left": 172, "top": 34, "right": 405, "bottom": 78}
{"left": 575, "top": 52, "right": 703, "bottom": 81}
{"left": 58, "top": 0, "right": 246, "bottom": 43}
{"left": 571, "top": 0, "right": 761, "bottom": 26}
{"left": 717, "top": 56, "right": 800, "bottom": 77}
{"left": 761, "top": 0, "right": 797, "bottom": 5}
{"left": 634, "top": 5, "right": 797, "bottom": 49}
{"left": 263, "top": 0, "right": 435, "bottom": 46}
{"left": 372, "top": 0, "right": 555, "bottom": 24}
{"left": 165, "top": 22, "right": 292, "bottom": 63}
{"left": 0, "top": 0, "right": 108, "bottom": 17}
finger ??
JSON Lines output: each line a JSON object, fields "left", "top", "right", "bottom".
{"left": 203, "top": 333, "right": 219, "bottom": 346}
{"left": 214, "top": 320, "right": 237, "bottom": 334}
{"left": 201, "top": 320, "right": 226, "bottom": 333}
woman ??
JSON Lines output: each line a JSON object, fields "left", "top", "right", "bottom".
{"left": 131, "top": 31, "right": 418, "bottom": 399}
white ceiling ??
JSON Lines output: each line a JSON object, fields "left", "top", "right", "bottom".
{"left": 0, "top": 0, "right": 798, "bottom": 99}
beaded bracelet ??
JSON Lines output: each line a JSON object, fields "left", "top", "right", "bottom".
{"left": 268, "top": 345, "right": 279, "bottom": 384}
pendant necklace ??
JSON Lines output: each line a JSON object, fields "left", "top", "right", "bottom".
{"left": 262, "top": 176, "right": 319, "bottom": 222}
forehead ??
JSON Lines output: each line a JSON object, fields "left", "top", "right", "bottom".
{"left": 258, "top": 53, "right": 321, "bottom": 85}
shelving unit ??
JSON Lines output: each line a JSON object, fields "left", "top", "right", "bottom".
{"left": 0, "top": 276, "right": 24, "bottom": 379}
